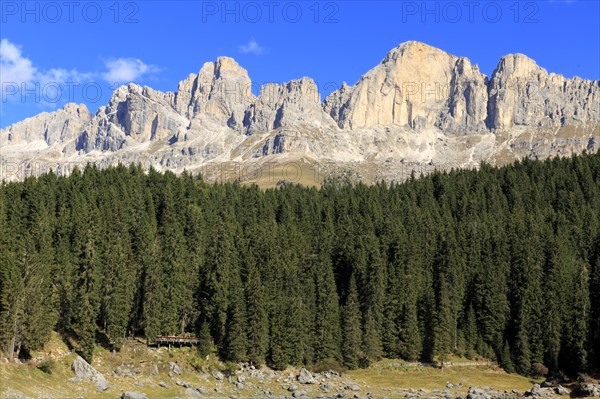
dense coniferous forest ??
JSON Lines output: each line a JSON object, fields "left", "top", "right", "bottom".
{"left": 0, "top": 153, "right": 599, "bottom": 377}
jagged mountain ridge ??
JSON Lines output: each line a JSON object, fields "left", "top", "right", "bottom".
{"left": 2, "top": 41, "right": 599, "bottom": 184}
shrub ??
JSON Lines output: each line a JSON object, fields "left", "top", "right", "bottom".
{"left": 311, "top": 358, "right": 347, "bottom": 374}
{"left": 38, "top": 359, "right": 56, "bottom": 374}
{"left": 190, "top": 356, "right": 207, "bottom": 373}
{"left": 221, "top": 361, "right": 239, "bottom": 376}
{"left": 532, "top": 362, "right": 549, "bottom": 377}
{"left": 358, "top": 355, "right": 372, "bottom": 369}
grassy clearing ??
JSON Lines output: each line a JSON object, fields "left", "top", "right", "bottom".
{"left": 1, "top": 335, "right": 548, "bottom": 399}
{"left": 348, "top": 359, "right": 542, "bottom": 397}
{"left": 241, "top": 161, "right": 323, "bottom": 189}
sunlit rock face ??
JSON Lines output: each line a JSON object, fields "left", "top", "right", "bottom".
{"left": 2, "top": 42, "right": 599, "bottom": 183}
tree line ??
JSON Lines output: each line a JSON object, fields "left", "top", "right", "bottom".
{"left": 0, "top": 153, "right": 599, "bottom": 377}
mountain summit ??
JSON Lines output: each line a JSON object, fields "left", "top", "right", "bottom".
{"left": 2, "top": 42, "right": 599, "bottom": 183}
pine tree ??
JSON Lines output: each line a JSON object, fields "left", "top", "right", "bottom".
{"left": 243, "top": 249, "right": 268, "bottom": 365}
{"left": 142, "top": 237, "right": 164, "bottom": 342}
{"left": 197, "top": 320, "right": 213, "bottom": 357}
{"left": 71, "top": 222, "right": 99, "bottom": 362}
{"left": 313, "top": 255, "right": 342, "bottom": 363}
{"left": 361, "top": 235, "right": 386, "bottom": 361}
{"left": 0, "top": 188, "right": 23, "bottom": 359}
{"left": 501, "top": 340, "right": 515, "bottom": 373}
{"left": 17, "top": 182, "right": 57, "bottom": 354}
{"left": 200, "top": 213, "right": 237, "bottom": 352}
{"left": 463, "top": 305, "right": 478, "bottom": 359}
{"left": 0, "top": 257, "right": 23, "bottom": 359}
{"left": 433, "top": 278, "right": 454, "bottom": 364}
{"left": 514, "top": 327, "right": 531, "bottom": 375}
{"left": 590, "top": 256, "right": 600, "bottom": 370}
{"left": 398, "top": 302, "right": 422, "bottom": 361}
{"left": 563, "top": 261, "right": 590, "bottom": 373}
{"left": 100, "top": 188, "right": 135, "bottom": 350}
{"left": 223, "top": 282, "right": 247, "bottom": 362}
{"left": 157, "top": 182, "right": 195, "bottom": 335}
{"left": 341, "top": 275, "right": 362, "bottom": 369}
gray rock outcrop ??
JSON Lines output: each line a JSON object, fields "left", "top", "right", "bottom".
{"left": 2, "top": 41, "right": 598, "bottom": 184}
{"left": 174, "top": 57, "right": 254, "bottom": 129}
{"left": 121, "top": 392, "right": 149, "bottom": 399}
{"left": 244, "top": 77, "right": 335, "bottom": 135}
{"left": 169, "top": 361, "right": 183, "bottom": 375}
{"left": 71, "top": 355, "right": 109, "bottom": 392}
{"left": 486, "top": 54, "right": 600, "bottom": 130}
{"left": 297, "top": 368, "right": 317, "bottom": 384}
{"left": 572, "top": 383, "right": 600, "bottom": 397}
{"left": 323, "top": 41, "right": 490, "bottom": 132}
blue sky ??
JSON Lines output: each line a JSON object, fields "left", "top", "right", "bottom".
{"left": 1, "top": 0, "right": 599, "bottom": 128}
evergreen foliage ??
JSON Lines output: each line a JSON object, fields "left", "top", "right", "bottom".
{"left": 0, "top": 153, "right": 598, "bottom": 375}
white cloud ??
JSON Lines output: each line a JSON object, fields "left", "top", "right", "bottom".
{"left": 1, "top": 39, "right": 160, "bottom": 89}
{"left": 238, "top": 39, "right": 264, "bottom": 55}
{"left": 0, "top": 38, "right": 36, "bottom": 87}
{"left": 1, "top": 39, "right": 94, "bottom": 96}
{"left": 102, "top": 58, "right": 160, "bottom": 85}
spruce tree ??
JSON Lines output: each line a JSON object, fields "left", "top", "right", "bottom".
{"left": 223, "top": 283, "right": 248, "bottom": 362}
{"left": 313, "top": 255, "right": 342, "bottom": 363}
{"left": 71, "top": 221, "right": 99, "bottom": 362}
{"left": 341, "top": 275, "right": 362, "bottom": 369}
{"left": 243, "top": 250, "right": 268, "bottom": 365}
{"left": 563, "top": 261, "right": 590, "bottom": 373}
{"left": 501, "top": 340, "right": 515, "bottom": 373}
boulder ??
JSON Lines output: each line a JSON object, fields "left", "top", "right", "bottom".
{"left": 554, "top": 385, "right": 569, "bottom": 396}
{"left": 121, "top": 393, "right": 149, "bottom": 399}
{"left": 71, "top": 356, "right": 109, "bottom": 392}
{"left": 169, "top": 361, "right": 183, "bottom": 375}
{"left": 185, "top": 387, "right": 203, "bottom": 398}
{"left": 525, "top": 383, "right": 554, "bottom": 397}
{"left": 297, "top": 368, "right": 317, "bottom": 384}
{"left": 212, "top": 370, "right": 225, "bottom": 380}
{"left": 572, "top": 383, "right": 600, "bottom": 397}
{"left": 467, "top": 387, "right": 492, "bottom": 399}
{"left": 346, "top": 384, "right": 361, "bottom": 391}
{"left": 115, "top": 366, "right": 133, "bottom": 377}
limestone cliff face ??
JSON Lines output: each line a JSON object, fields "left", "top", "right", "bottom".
{"left": 81, "top": 84, "right": 188, "bottom": 152}
{"left": 323, "top": 41, "right": 489, "bottom": 132}
{"left": 174, "top": 57, "right": 254, "bottom": 130}
{"left": 323, "top": 42, "right": 598, "bottom": 134}
{"left": 1, "top": 103, "right": 92, "bottom": 148}
{"left": 244, "top": 77, "right": 336, "bottom": 135}
{"left": 486, "top": 54, "right": 600, "bottom": 130}
{"left": 1, "top": 41, "right": 598, "bottom": 183}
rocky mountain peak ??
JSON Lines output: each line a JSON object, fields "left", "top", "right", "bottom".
{"left": 494, "top": 53, "right": 543, "bottom": 79}
{"left": 2, "top": 42, "right": 598, "bottom": 183}
{"left": 175, "top": 57, "right": 254, "bottom": 127}
{"left": 62, "top": 103, "right": 90, "bottom": 118}
{"left": 213, "top": 56, "right": 251, "bottom": 81}
{"left": 244, "top": 77, "right": 335, "bottom": 135}
{"left": 384, "top": 41, "right": 456, "bottom": 63}
{"left": 486, "top": 53, "right": 599, "bottom": 130}
{"left": 323, "top": 41, "right": 484, "bottom": 131}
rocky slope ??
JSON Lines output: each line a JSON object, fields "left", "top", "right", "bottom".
{"left": 4, "top": 333, "right": 597, "bottom": 399}
{"left": 1, "top": 41, "right": 598, "bottom": 184}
